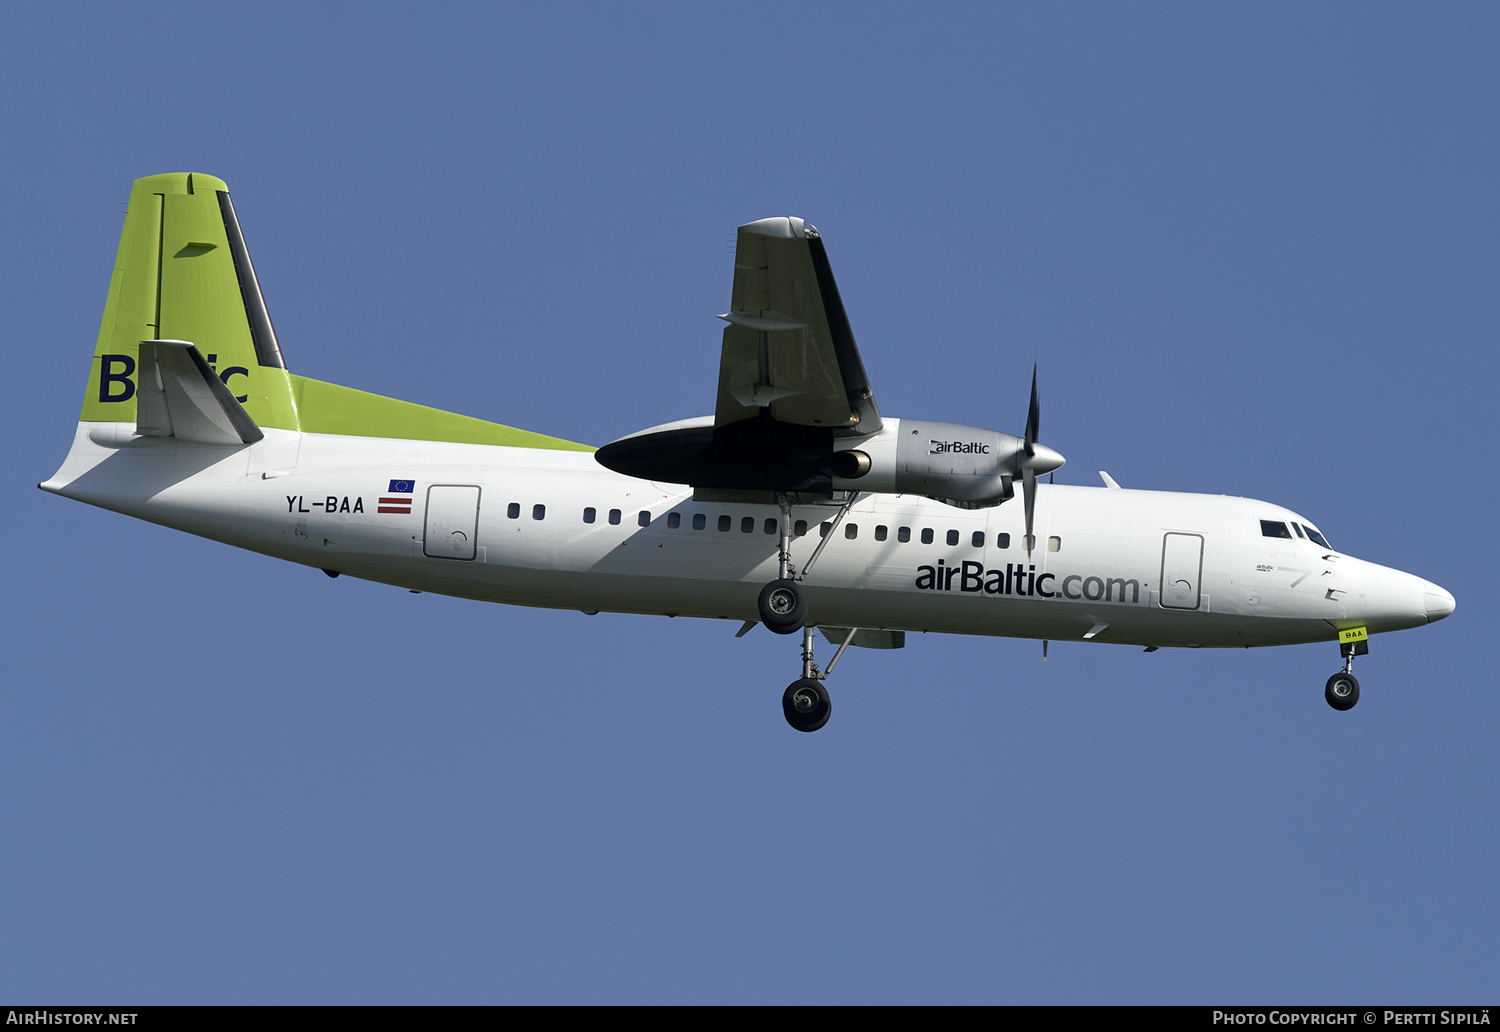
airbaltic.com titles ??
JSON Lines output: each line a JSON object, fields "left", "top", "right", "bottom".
{"left": 915, "top": 557, "right": 1142, "bottom": 603}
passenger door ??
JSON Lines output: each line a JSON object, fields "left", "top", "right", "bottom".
{"left": 1160, "top": 532, "right": 1203, "bottom": 610}
{"left": 424, "top": 485, "right": 481, "bottom": 560}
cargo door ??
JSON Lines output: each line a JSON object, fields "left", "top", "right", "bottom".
{"left": 1160, "top": 533, "right": 1203, "bottom": 610}
{"left": 424, "top": 485, "right": 481, "bottom": 560}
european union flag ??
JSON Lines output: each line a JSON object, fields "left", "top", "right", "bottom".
{"left": 388, "top": 479, "right": 415, "bottom": 493}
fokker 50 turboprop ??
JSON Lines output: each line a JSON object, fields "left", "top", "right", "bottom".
{"left": 43, "top": 173, "right": 1455, "bottom": 731}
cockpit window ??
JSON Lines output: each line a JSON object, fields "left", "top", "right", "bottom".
{"left": 1260, "top": 520, "right": 1292, "bottom": 539}
{"left": 1300, "top": 524, "right": 1332, "bottom": 549}
{"left": 1290, "top": 522, "right": 1305, "bottom": 538}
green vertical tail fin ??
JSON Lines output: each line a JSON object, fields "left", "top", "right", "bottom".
{"left": 82, "top": 172, "right": 299, "bottom": 430}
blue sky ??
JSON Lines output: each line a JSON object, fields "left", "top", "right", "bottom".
{"left": 2, "top": 2, "right": 1495, "bottom": 1003}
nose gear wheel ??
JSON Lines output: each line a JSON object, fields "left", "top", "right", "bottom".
{"left": 1325, "top": 672, "right": 1360, "bottom": 711}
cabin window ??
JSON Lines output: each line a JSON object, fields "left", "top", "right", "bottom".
{"left": 532, "top": 504, "right": 546, "bottom": 521}
{"left": 609, "top": 509, "right": 621, "bottom": 525}
{"left": 946, "top": 529, "right": 959, "bottom": 546}
{"left": 794, "top": 520, "right": 808, "bottom": 536}
{"left": 667, "top": 512, "right": 681, "bottom": 529}
{"left": 764, "top": 518, "right": 777, "bottom": 535}
{"left": 693, "top": 513, "right": 706, "bottom": 530}
{"left": 921, "top": 528, "right": 934, "bottom": 544}
{"left": 1302, "top": 524, "right": 1332, "bottom": 548}
{"left": 638, "top": 510, "right": 651, "bottom": 527}
{"left": 845, "top": 523, "right": 858, "bottom": 540}
{"left": 996, "top": 533, "right": 1011, "bottom": 549}
{"left": 583, "top": 507, "right": 596, "bottom": 524}
{"left": 507, "top": 502, "right": 520, "bottom": 519}
{"left": 820, "top": 522, "right": 832, "bottom": 538}
{"left": 742, "top": 516, "right": 755, "bottom": 533}
{"left": 1290, "top": 522, "right": 1305, "bottom": 538}
{"left": 875, "top": 525, "right": 888, "bottom": 541}
{"left": 1048, "top": 536, "right": 1061, "bottom": 552}
{"left": 972, "top": 531, "right": 985, "bottom": 548}
{"left": 717, "top": 515, "right": 731, "bottom": 532}
{"left": 898, "top": 527, "right": 911, "bottom": 543}
{"left": 1260, "top": 520, "right": 1292, "bottom": 539}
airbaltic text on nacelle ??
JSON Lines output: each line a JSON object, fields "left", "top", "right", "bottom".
{"left": 929, "top": 440, "right": 990, "bottom": 455}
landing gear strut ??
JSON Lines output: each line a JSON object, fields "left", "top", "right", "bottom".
{"left": 756, "top": 491, "right": 860, "bottom": 636}
{"left": 1325, "top": 638, "right": 1365, "bottom": 711}
{"left": 757, "top": 492, "right": 863, "bottom": 730}
{"left": 781, "top": 625, "right": 859, "bottom": 732}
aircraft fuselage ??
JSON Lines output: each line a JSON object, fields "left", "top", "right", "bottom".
{"left": 45, "top": 420, "right": 1450, "bottom": 650}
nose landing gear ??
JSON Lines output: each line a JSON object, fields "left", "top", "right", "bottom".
{"left": 1325, "top": 635, "right": 1367, "bottom": 711}
{"left": 1325, "top": 671, "right": 1360, "bottom": 710}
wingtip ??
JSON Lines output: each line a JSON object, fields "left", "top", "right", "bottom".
{"left": 738, "top": 217, "right": 808, "bottom": 239}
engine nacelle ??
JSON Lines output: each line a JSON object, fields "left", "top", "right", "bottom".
{"left": 832, "top": 419, "right": 1063, "bottom": 508}
{"left": 595, "top": 416, "right": 1064, "bottom": 506}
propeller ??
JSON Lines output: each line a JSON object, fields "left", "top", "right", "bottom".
{"left": 1018, "top": 362, "right": 1065, "bottom": 557}
{"left": 1023, "top": 364, "right": 1040, "bottom": 557}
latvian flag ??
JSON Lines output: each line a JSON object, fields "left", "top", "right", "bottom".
{"left": 379, "top": 479, "right": 415, "bottom": 514}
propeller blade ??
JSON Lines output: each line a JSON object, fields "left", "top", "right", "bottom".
{"left": 1023, "top": 464, "right": 1037, "bottom": 557}
{"left": 1043, "top": 639, "right": 1049, "bottom": 662}
{"left": 1024, "top": 362, "right": 1040, "bottom": 456}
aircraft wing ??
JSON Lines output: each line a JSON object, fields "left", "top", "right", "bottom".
{"left": 714, "top": 218, "right": 881, "bottom": 435}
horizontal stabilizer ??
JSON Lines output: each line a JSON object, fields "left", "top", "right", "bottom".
{"left": 137, "top": 339, "right": 264, "bottom": 445}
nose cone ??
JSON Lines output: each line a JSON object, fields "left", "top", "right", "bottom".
{"left": 1423, "top": 582, "right": 1456, "bottom": 623}
{"left": 1028, "top": 443, "right": 1066, "bottom": 476}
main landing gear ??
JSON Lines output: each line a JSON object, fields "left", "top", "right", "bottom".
{"left": 757, "top": 491, "right": 859, "bottom": 635}
{"left": 758, "top": 579, "right": 807, "bottom": 635}
{"left": 781, "top": 625, "right": 860, "bottom": 732}
{"left": 1325, "top": 636, "right": 1367, "bottom": 711}
{"left": 784, "top": 677, "right": 831, "bottom": 733}
{"left": 756, "top": 492, "right": 864, "bottom": 731}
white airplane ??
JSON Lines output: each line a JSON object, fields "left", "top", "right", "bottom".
{"left": 42, "top": 172, "right": 1455, "bottom": 731}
